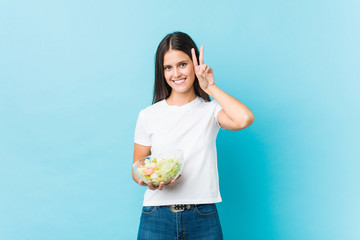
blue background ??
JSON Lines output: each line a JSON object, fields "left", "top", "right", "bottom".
{"left": 1, "top": 0, "right": 359, "bottom": 239}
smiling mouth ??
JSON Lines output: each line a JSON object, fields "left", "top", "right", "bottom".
{"left": 172, "top": 78, "right": 186, "bottom": 85}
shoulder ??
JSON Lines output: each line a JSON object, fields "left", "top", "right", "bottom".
{"left": 138, "top": 100, "right": 166, "bottom": 116}
{"left": 197, "top": 97, "right": 221, "bottom": 109}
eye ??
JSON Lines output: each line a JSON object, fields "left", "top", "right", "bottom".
{"left": 164, "top": 66, "right": 171, "bottom": 70}
{"left": 180, "top": 63, "right": 187, "bottom": 67}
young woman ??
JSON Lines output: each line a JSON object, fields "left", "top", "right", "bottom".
{"left": 132, "top": 31, "right": 254, "bottom": 240}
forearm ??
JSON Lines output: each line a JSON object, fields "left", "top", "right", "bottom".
{"left": 133, "top": 143, "right": 151, "bottom": 186}
{"left": 132, "top": 170, "right": 139, "bottom": 183}
{"left": 206, "top": 84, "right": 254, "bottom": 126}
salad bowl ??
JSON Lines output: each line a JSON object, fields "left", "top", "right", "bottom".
{"left": 133, "top": 149, "right": 184, "bottom": 187}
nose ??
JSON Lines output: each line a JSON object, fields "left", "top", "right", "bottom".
{"left": 173, "top": 67, "right": 181, "bottom": 78}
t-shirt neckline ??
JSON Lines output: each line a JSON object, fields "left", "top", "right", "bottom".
{"left": 163, "top": 96, "right": 200, "bottom": 109}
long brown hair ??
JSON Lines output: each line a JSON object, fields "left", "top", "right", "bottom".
{"left": 152, "top": 31, "right": 210, "bottom": 104}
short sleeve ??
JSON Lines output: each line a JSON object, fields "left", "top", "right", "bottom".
{"left": 134, "top": 110, "right": 151, "bottom": 146}
{"left": 212, "top": 100, "right": 223, "bottom": 129}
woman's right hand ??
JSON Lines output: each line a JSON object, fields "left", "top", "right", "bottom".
{"left": 138, "top": 175, "right": 182, "bottom": 190}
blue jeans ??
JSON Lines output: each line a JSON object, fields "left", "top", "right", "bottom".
{"left": 137, "top": 203, "right": 223, "bottom": 240}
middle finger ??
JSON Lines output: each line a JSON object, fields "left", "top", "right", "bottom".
{"left": 199, "top": 45, "right": 204, "bottom": 65}
{"left": 158, "top": 182, "right": 164, "bottom": 190}
{"left": 148, "top": 181, "right": 155, "bottom": 190}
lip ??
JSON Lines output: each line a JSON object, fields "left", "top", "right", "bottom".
{"left": 172, "top": 78, "right": 186, "bottom": 85}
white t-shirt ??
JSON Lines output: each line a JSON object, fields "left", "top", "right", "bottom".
{"left": 134, "top": 96, "right": 223, "bottom": 206}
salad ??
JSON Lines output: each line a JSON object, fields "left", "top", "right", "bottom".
{"left": 133, "top": 150, "right": 183, "bottom": 186}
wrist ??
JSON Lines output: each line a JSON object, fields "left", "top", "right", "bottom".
{"left": 205, "top": 83, "right": 218, "bottom": 96}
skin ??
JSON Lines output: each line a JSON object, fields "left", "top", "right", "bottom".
{"left": 162, "top": 49, "right": 197, "bottom": 106}
{"left": 132, "top": 45, "right": 255, "bottom": 190}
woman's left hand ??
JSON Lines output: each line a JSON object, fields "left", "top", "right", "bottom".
{"left": 191, "top": 46, "right": 215, "bottom": 92}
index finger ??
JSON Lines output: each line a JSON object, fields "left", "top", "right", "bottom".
{"left": 199, "top": 45, "right": 204, "bottom": 65}
{"left": 191, "top": 48, "right": 198, "bottom": 66}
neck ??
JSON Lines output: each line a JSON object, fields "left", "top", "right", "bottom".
{"left": 166, "top": 91, "right": 197, "bottom": 106}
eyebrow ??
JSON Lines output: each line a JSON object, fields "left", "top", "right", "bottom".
{"left": 163, "top": 60, "right": 189, "bottom": 68}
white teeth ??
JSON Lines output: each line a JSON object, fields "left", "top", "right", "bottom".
{"left": 173, "top": 79, "right": 186, "bottom": 85}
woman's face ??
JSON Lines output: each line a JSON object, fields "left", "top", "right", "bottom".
{"left": 163, "top": 49, "right": 196, "bottom": 95}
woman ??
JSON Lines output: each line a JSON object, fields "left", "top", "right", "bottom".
{"left": 132, "top": 31, "right": 254, "bottom": 240}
